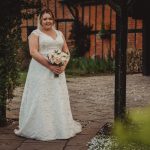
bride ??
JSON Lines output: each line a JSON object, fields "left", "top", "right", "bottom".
{"left": 14, "top": 8, "right": 82, "bottom": 141}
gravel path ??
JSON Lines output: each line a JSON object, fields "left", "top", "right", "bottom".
{"left": 7, "top": 73, "right": 150, "bottom": 123}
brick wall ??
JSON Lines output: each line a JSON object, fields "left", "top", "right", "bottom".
{"left": 21, "top": 0, "right": 143, "bottom": 58}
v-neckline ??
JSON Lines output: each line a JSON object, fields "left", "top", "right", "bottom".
{"left": 39, "top": 29, "right": 58, "bottom": 41}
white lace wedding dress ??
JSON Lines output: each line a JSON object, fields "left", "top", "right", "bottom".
{"left": 14, "top": 29, "right": 82, "bottom": 141}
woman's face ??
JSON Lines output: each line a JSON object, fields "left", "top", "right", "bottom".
{"left": 41, "top": 13, "right": 54, "bottom": 30}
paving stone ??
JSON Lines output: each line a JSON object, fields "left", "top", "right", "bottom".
{"left": 16, "top": 142, "right": 65, "bottom": 150}
{"left": 80, "top": 126, "right": 100, "bottom": 135}
{"left": 64, "top": 145, "right": 88, "bottom": 150}
{"left": 24, "top": 139, "right": 67, "bottom": 143}
{"left": 0, "top": 133, "right": 25, "bottom": 140}
{"left": 0, "top": 140, "right": 24, "bottom": 150}
{"left": 67, "top": 135, "right": 94, "bottom": 146}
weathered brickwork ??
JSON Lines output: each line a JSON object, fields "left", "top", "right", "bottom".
{"left": 21, "top": 0, "right": 142, "bottom": 58}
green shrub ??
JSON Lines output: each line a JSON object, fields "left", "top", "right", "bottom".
{"left": 114, "top": 106, "right": 150, "bottom": 149}
{"left": 66, "top": 57, "right": 115, "bottom": 76}
{"left": 0, "top": 0, "right": 41, "bottom": 126}
{"left": 88, "top": 107, "right": 150, "bottom": 150}
{"left": 69, "top": 19, "right": 93, "bottom": 57}
{"left": 18, "top": 42, "right": 31, "bottom": 71}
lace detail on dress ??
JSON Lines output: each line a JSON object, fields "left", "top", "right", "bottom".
{"left": 14, "top": 29, "right": 82, "bottom": 141}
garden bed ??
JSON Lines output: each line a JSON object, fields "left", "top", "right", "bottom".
{"left": 87, "top": 122, "right": 150, "bottom": 150}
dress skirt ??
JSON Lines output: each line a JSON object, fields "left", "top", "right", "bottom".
{"left": 14, "top": 58, "right": 82, "bottom": 141}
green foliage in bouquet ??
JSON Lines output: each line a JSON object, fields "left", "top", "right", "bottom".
{"left": 61, "top": 0, "right": 80, "bottom": 5}
{"left": 0, "top": 0, "right": 41, "bottom": 127}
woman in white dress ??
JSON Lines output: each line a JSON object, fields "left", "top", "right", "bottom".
{"left": 14, "top": 8, "right": 82, "bottom": 141}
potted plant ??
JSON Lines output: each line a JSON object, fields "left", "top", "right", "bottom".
{"left": 98, "top": 22, "right": 110, "bottom": 39}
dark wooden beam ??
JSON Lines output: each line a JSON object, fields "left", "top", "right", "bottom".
{"left": 60, "top": 0, "right": 83, "bottom": 19}
{"left": 60, "top": 0, "right": 106, "bottom": 6}
{"left": 89, "top": 28, "right": 142, "bottom": 35}
{"left": 0, "top": 98, "right": 7, "bottom": 126}
{"left": 109, "top": 7, "right": 112, "bottom": 55}
{"left": 94, "top": 1, "right": 98, "bottom": 57}
{"left": 81, "top": 1, "right": 84, "bottom": 23}
{"left": 115, "top": 1, "right": 128, "bottom": 121}
{"left": 65, "top": 4, "right": 76, "bottom": 19}
{"left": 80, "top": 0, "right": 105, "bottom": 6}
{"left": 107, "top": 0, "right": 121, "bottom": 15}
{"left": 59, "top": 1, "right": 76, "bottom": 18}
{"left": 142, "top": 18, "right": 150, "bottom": 75}
{"left": 101, "top": 3, "right": 105, "bottom": 59}
{"left": 134, "top": 19, "right": 137, "bottom": 48}
{"left": 56, "top": 18, "right": 74, "bottom": 22}
{"left": 128, "top": 0, "right": 149, "bottom": 19}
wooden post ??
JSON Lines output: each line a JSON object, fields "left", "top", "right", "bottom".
{"left": 0, "top": 62, "right": 7, "bottom": 127}
{"left": 0, "top": 99, "right": 7, "bottom": 127}
{"left": 115, "top": 1, "right": 128, "bottom": 121}
{"left": 142, "top": 18, "right": 150, "bottom": 75}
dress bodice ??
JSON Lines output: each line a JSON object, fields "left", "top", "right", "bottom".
{"left": 29, "top": 29, "right": 64, "bottom": 56}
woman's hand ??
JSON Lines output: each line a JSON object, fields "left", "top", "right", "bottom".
{"left": 48, "top": 63, "right": 67, "bottom": 74}
{"left": 48, "top": 65, "right": 62, "bottom": 74}
{"left": 59, "top": 65, "right": 66, "bottom": 74}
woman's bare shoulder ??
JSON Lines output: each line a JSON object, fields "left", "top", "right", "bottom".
{"left": 31, "top": 29, "right": 41, "bottom": 36}
{"left": 28, "top": 29, "right": 40, "bottom": 39}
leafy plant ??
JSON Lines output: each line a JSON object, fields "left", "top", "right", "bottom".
{"left": 66, "top": 56, "right": 115, "bottom": 76}
{"left": 114, "top": 107, "right": 150, "bottom": 148}
{"left": 18, "top": 42, "right": 31, "bottom": 71}
{"left": 98, "top": 22, "right": 111, "bottom": 39}
{"left": 88, "top": 106, "right": 150, "bottom": 150}
{"left": 0, "top": 0, "right": 41, "bottom": 127}
{"left": 69, "top": 19, "right": 93, "bottom": 57}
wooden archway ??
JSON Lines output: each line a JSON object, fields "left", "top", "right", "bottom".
{"left": 61, "top": 0, "right": 150, "bottom": 121}
{"left": 108, "top": 0, "right": 150, "bottom": 121}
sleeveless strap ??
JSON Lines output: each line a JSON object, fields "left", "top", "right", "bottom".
{"left": 28, "top": 29, "right": 40, "bottom": 39}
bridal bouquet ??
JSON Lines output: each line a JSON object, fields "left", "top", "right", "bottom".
{"left": 47, "top": 49, "right": 70, "bottom": 77}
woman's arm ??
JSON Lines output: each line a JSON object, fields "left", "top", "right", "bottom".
{"left": 61, "top": 33, "right": 70, "bottom": 55}
{"left": 60, "top": 32, "right": 70, "bottom": 72}
{"left": 28, "top": 34, "right": 61, "bottom": 74}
